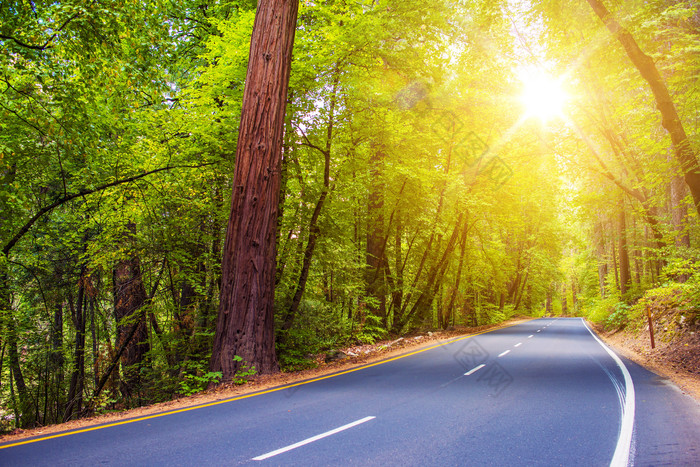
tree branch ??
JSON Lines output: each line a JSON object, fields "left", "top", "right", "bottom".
{"left": 0, "top": 10, "right": 83, "bottom": 51}
{"left": 293, "top": 122, "right": 329, "bottom": 157}
{"left": 585, "top": 0, "right": 700, "bottom": 208}
{"left": 2, "top": 162, "right": 220, "bottom": 256}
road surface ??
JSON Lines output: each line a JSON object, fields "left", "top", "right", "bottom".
{"left": 2, "top": 318, "right": 699, "bottom": 466}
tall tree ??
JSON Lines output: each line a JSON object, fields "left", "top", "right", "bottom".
{"left": 585, "top": 0, "right": 700, "bottom": 214}
{"left": 366, "top": 147, "right": 387, "bottom": 327}
{"left": 113, "top": 223, "right": 149, "bottom": 399}
{"left": 210, "top": 0, "right": 300, "bottom": 379}
{"left": 618, "top": 201, "right": 631, "bottom": 298}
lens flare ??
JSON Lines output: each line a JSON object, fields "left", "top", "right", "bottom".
{"left": 519, "top": 68, "right": 568, "bottom": 123}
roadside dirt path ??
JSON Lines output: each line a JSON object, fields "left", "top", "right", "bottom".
{"left": 595, "top": 325, "right": 700, "bottom": 402}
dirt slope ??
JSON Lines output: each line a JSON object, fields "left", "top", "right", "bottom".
{"left": 595, "top": 323, "right": 700, "bottom": 402}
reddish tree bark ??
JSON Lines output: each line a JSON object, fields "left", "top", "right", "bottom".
{"left": 210, "top": 0, "right": 299, "bottom": 379}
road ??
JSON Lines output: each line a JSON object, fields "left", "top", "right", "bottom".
{"left": 2, "top": 318, "right": 699, "bottom": 466}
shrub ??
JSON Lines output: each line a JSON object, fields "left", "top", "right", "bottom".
{"left": 585, "top": 296, "right": 619, "bottom": 325}
{"left": 605, "top": 302, "right": 629, "bottom": 330}
{"left": 276, "top": 298, "right": 350, "bottom": 371}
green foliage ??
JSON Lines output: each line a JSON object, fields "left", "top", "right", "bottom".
{"left": 4, "top": 0, "right": 700, "bottom": 431}
{"left": 487, "top": 309, "right": 507, "bottom": 325}
{"left": 354, "top": 313, "right": 387, "bottom": 345}
{"left": 277, "top": 328, "right": 320, "bottom": 372}
{"left": 585, "top": 296, "right": 620, "bottom": 326}
{"left": 92, "top": 390, "right": 121, "bottom": 414}
{"left": 629, "top": 281, "right": 700, "bottom": 330}
{"left": 231, "top": 355, "right": 257, "bottom": 385}
{"left": 606, "top": 302, "right": 630, "bottom": 331}
{"left": 179, "top": 372, "right": 223, "bottom": 396}
{"left": 276, "top": 298, "right": 349, "bottom": 371}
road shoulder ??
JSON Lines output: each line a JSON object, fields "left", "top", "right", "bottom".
{"left": 592, "top": 322, "right": 700, "bottom": 403}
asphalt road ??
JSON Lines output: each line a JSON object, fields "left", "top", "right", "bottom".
{"left": 2, "top": 318, "right": 699, "bottom": 466}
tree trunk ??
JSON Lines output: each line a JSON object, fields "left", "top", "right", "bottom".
{"left": 2, "top": 267, "right": 34, "bottom": 428}
{"left": 445, "top": 226, "right": 468, "bottom": 327}
{"left": 561, "top": 284, "right": 568, "bottom": 315}
{"left": 283, "top": 73, "right": 338, "bottom": 331}
{"left": 210, "top": 0, "right": 299, "bottom": 379}
{"left": 436, "top": 286, "right": 444, "bottom": 329}
{"left": 174, "top": 237, "right": 205, "bottom": 363}
{"left": 197, "top": 178, "right": 225, "bottom": 341}
{"left": 403, "top": 212, "right": 465, "bottom": 328}
{"left": 113, "top": 224, "right": 149, "bottom": 399}
{"left": 51, "top": 302, "right": 64, "bottom": 421}
{"left": 612, "top": 235, "right": 620, "bottom": 293}
{"left": 64, "top": 268, "right": 87, "bottom": 422}
{"left": 586, "top": 0, "right": 700, "bottom": 214}
{"left": 619, "top": 203, "right": 631, "bottom": 298}
{"left": 366, "top": 147, "right": 387, "bottom": 327}
{"left": 595, "top": 220, "right": 608, "bottom": 297}
{"left": 514, "top": 270, "right": 529, "bottom": 311}
{"left": 8, "top": 315, "right": 34, "bottom": 428}
{"left": 671, "top": 170, "right": 690, "bottom": 248}
{"left": 391, "top": 213, "right": 404, "bottom": 327}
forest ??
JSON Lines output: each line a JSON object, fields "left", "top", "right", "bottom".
{"left": 1, "top": 0, "right": 699, "bottom": 430}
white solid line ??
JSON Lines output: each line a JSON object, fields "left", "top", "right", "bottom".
{"left": 514, "top": 343, "right": 522, "bottom": 348}
{"left": 464, "top": 364, "right": 486, "bottom": 376}
{"left": 498, "top": 350, "right": 511, "bottom": 358}
{"left": 252, "top": 416, "right": 376, "bottom": 461}
{"left": 528, "top": 335, "right": 534, "bottom": 338}
{"left": 581, "top": 318, "right": 635, "bottom": 467}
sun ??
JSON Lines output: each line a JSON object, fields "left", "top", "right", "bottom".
{"left": 518, "top": 68, "right": 568, "bottom": 123}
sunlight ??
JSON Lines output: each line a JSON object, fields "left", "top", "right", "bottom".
{"left": 518, "top": 68, "right": 568, "bottom": 123}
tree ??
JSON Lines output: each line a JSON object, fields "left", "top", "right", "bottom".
{"left": 112, "top": 223, "right": 149, "bottom": 399}
{"left": 210, "top": 0, "right": 300, "bottom": 379}
{"left": 585, "top": 0, "right": 700, "bottom": 214}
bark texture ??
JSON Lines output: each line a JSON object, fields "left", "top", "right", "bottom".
{"left": 211, "top": 0, "right": 299, "bottom": 379}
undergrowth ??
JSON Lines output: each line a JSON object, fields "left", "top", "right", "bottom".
{"left": 584, "top": 253, "right": 700, "bottom": 336}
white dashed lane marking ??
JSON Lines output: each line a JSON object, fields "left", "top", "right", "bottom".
{"left": 464, "top": 364, "right": 486, "bottom": 376}
{"left": 252, "top": 416, "right": 376, "bottom": 461}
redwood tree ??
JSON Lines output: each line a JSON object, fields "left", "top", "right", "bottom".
{"left": 210, "top": 0, "right": 299, "bottom": 379}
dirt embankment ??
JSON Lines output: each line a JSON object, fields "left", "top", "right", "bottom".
{"left": 594, "top": 318, "right": 700, "bottom": 402}
{"left": 0, "top": 318, "right": 530, "bottom": 445}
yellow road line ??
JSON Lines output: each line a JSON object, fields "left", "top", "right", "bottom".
{"left": 0, "top": 319, "right": 531, "bottom": 449}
